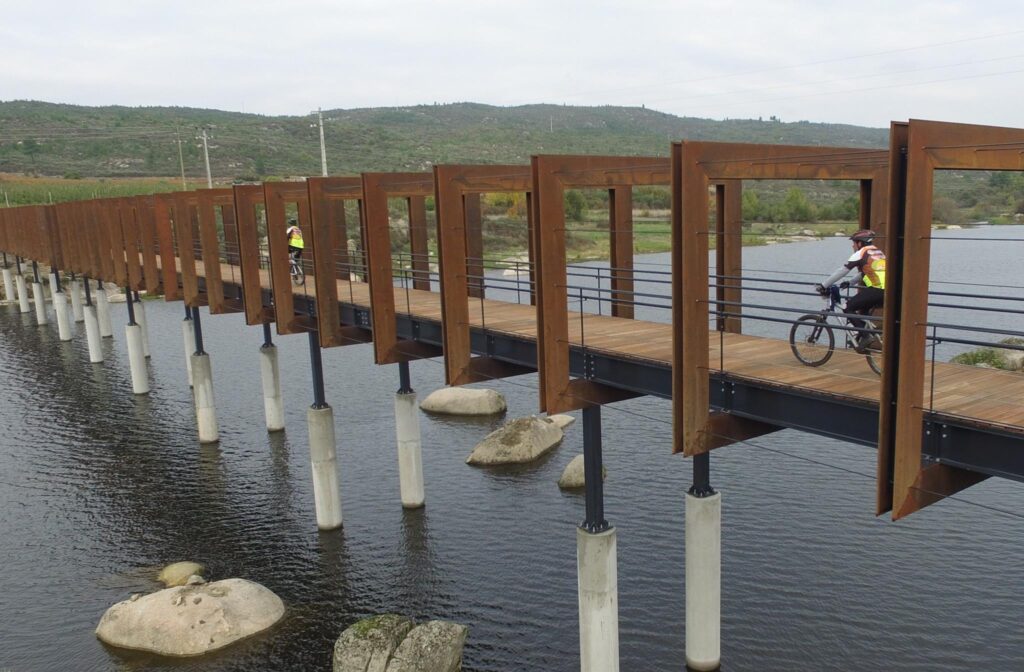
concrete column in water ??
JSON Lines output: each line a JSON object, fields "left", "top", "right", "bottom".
{"left": 15, "top": 274, "right": 30, "bottom": 313}
{"left": 32, "top": 264, "right": 47, "bottom": 326}
{"left": 124, "top": 290, "right": 149, "bottom": 395}
{"left": 83, "top": 279, "right": 103, "bottom": 363}
{"left": 190, "top": 307, "right": 219, "bottom": 443}
{"left": 53, "top": 273, "right": 72, "bottom": 342}
{"left": 96, "top": 281, "right": 113, "bottom": 338}
{"left": 259, "top": 323, "right": 285, "bottom": 432}
{"left": 306, "top": 331, "right": 342, "bottom": 530}
{"left": 133, "top": 292, "right": 151, "bottom": 358}
{"left": 577, "top": 405, "right": 619, "bottom": 672}
{"left": 685, "top": 452, "right": 721, "bottom": 672}
{"left": 1, "top": 255, "right": 14, "bottom": 302}
{"left": 69, "top": 277, "right": 84, "bottom": 322}
{"left": 394, "top": 361, "right": 425, "bottom": 508}
{"left": 182, "top": 304, "right": 195, "bottom": 387}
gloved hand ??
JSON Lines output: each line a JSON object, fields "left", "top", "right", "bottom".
{"left": 814, "top": 283, "right": 827, "bottom": 296}
{"left": 839, "top": 281, "right": 850, "bottom": 290}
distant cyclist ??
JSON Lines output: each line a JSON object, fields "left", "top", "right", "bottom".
{"left": 814, "top": 229, "right": 886, "bottom": 351}
{"left": 286, "top": 217, "right": 304, "bottom": 260}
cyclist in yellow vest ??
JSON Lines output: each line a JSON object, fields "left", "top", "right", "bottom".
{"left": 286, "top": 217, "right": 304, "bottom": 259}
{"left": 815, "top": 229, "right": 886, "bottom": 351}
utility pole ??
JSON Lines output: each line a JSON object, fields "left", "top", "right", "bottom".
{"left": 198, "top": 128, "right": 213, "bottom": 188}
{"left": 313, "top": 108, "right": 328, "bottom": 176}
{"left": 176, "top": 130, "right": 187, "bottom": 190}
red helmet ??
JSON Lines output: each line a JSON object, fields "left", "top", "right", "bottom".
{"left": 850, "top": 229, "right": 876, "bottom": 245}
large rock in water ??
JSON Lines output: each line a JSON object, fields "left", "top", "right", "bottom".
{"left": 420, "top": 387, "right": 507, "bottom": 416}
{"left": 157, "top": 561, "right": 205, "bottom": 588}
{"left": 385, "top": 621, "right": 468, "bottom": 672}
{"left": 466, "top": 416, "right": 563, "bottom": 465}
{"left": 96, "top": 578, "right": 284, "bottom": 656}
{"left": 333, "top": 615, "right": 414, "bottom": 672}
{"left": 558, "top": 454, "right": 608, "bottom": 490}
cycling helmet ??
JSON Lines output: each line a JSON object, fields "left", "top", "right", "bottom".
{"left": 849, "top": 229, "right": 876, "bottom": 245}
{"left": 287, "top": 216, "right": 298, "bottom": 226}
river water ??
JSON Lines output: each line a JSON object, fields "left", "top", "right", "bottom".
{"left": 1, "top": 227, "right": 1022, "bottom": 671}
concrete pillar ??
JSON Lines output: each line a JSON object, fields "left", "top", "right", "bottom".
{"left": 260, "top": 344, "right": 285, "bottom": 432}
{"left": 182, "top": 316, "right": 196, "bottom": 387}
{"left": 134, "top": 298, "right": 151, "bottom": 357}
{"left": 2, "top": 267, "right": 14, "bottom": 302}
{"left": 685, "top": 491, "right": 722, "bottom": 672}
{"left": 15, "top": 274, "right": 30, "bottom": 314}
{"left": 83, "top": 305, "right": 103, "bottom": 363}
{"left": 69, "top": 279, "right": 84, "bottom": 322}
{"left": 307, "top": 405, "right": 343, "bottom": 530}
{"left": 577, "top": 527, "right": 620, "bottom": 672}
{"left": 48, "top": 272, "right": 58, "bottom": 300}
{"left": 54, "top": 291, "right": 72, "bottom": 341}
{"left": 32, "top": 282, "right": 48, "bottom": 325}
{"left": 394, "top": 391, "right": 425, "bottom": 508}
{"left": 191, "top": 353, "right": 219, "bottom": 443}
{"left": 96, "top": 284, "right": 113, "bottom": 338}
{"left": 126, "top": 324, "right": 149, "bottom": 394}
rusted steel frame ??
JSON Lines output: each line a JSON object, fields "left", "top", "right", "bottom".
{"left": 307, "top": 176, "right": 371, "bottom": 348}
{"left": 103, "top": 199, "right": 129, "bottom": 288}
{"left": 888, "top": 119, "right": 1024, "bottom": 519}
{"left": 362, "top": 172, "right": 438, "bottom": 365}
{"left": 153, "top": 193, "right": 182, "bottom": 301}
{"left": 170, "top": 192, "right": 204, "bottom": 307}
{"left": 118, "top": 198, "right": 144, "bottom": 291}
{"left": 699, "top": 412, "right": 782, "bottom": 453}
{"left": 714, "top": 181, "right": 743, "bottom": 333}
{"left": 533, "top": 155, "right": 669, "bottom": 413}
{"left": 264, "top": 181, "right": 317, "bottom": 335}
{"left": 434, "top": 164, "right": 532, "bottom": 385}
{"left": 197, "top": 188, "right": 240, "bottom": 314}
{"left": 674, "top": 141, "right": 889, "bottom": 456}
{"left": 608, "top": 186, "right": 634, "bottom": 319}
{"left": 135, "top": 196, "right": 162, "bottom": 294}
{"left": 39, "top": 205, "right": 63, "bottom": 274}
{"left": 407, "top": 195, "right": 431, "bottom": 291}
{"left": 232, "top": 184, "right": 273, "bottom": 325}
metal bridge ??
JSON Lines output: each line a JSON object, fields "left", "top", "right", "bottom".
{"left": 1, "top": 118, "right": 1022, "bottom": 671}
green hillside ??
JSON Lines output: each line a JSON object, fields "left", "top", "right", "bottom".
{"left": 0, "top": 100, "right": 889, "bottom": 179}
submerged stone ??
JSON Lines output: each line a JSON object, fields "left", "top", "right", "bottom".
{"left": 466, "top": 416, "right": 563, "bottom": 465}
{"left": 420, "top": 387, "right": 507, "bottom": 416}
{"left": 333, "top": 614, "right": 414, "bottom": 672}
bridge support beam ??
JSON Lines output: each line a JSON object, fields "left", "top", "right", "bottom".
{"left": 260, "top": 323, "right": 285, "bottom": 432}
{"left": 83, "top": 279, "right": 103, "bottom": 363}
{"left": 394, "top": 361, "right": 425, "bottom": 509}
{"left": 685, "top": 452, "right": 721, "bottom": 672}
{"left": 96, "top": 281, "right": 113, "bottom": 338}
{"left": 69, "top": 275, "right": 84, "bottom": 323}
{"left": 306, "top": 331, "right": 343, "bottom": 530}
{"left": 125, "top": 289, "right": 149, "bottom": 395}
{"left": 577, "top": 405, "right": 619, "bottom": 672}
{"left": 53, "top": 272, "right": 72, "bottom": 342}
{"left": 134, "top": 292, "right": 151, "bottom": 358}
{"left": 182, "top": 304, "right": 195, "bottom": 388}
{"left": 190, "top": 307, "right": 219, "bottom": 443}
{"left": 32, "top": 263, "right": 47, "bottom": 326}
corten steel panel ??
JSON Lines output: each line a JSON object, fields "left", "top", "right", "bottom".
{"left": 608, "top": 186, "right": 634, "bottom": 319}
{"left": 307, "top": 176, "right": 371, "bottom": 348}
{"left": 118, "top": 198, "right": 145, "bottom": 292}
{"left": 135, "top": 196, "right": 163, "bottom": 294}
{"left": 714, "top": 181, "right": 744, "bottom": 333}
{"left": 197, "top": 188, "right": 242, "bottom": 315}
{"left": 434, "top": 164, "right": 532, "bottom": 386}
{"left": 889, "top": 119, "right": 1024, "bottom": 519}
{"left": 531, "top": 155, "right": 670, "bottom": 414}
{"left": 232, "top": 184, "right": 273, "bottom": 325}
{"left": 408, "top": 195, "right": 431, "bottom": 291}
{"left": 153, "top": 193, "right": 182, "bottom": 302}
{"left": 264, "top": 181, "right": 317, "bottom": 335}
{"left": 102, "top": 199, "right": 129, "bottom": 288}
{"left": 672, "top": 141, "right": 889, "bottom": 457}
{"left": 361, "top": 172, "right": 437, "bottom": 365}
{"left": 170, "top": 192, "right": 204, "bottom": 307}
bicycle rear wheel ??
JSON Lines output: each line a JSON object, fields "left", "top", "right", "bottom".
{"left": 789, "top": 314, "right": 835, "bottom": 366}
{"left": 291, "top": 263, "right": 305, "bottom": 286}
{"left": 865, "top": 338, "right": 883, "bottom": 376}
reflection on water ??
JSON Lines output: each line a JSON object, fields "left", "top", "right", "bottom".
{"left": 1, "top": 234, "right": 1023, "bottom": 671}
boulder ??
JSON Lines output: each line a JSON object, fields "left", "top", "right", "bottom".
{"left": 334, "top": 614, "right": 414, "bottom": 672}
{"left": 466, "top": 416, "right": 563, "bottom": 465}
{"left": 546, "top": 414, "right": 576, "bottom": 430}
{"left": 385, "top": 621, "right": 468, "bottom": 672}
{"left": 420, "top": 387, "right": 507, "bottom": 416}
{"left": 157, "top": 561, "right": 205, "bottom": 588}
{"left": 1003, "top": 350, "right": 1024, "bottom": 371}
{"left": 96, "top": 578, "right": 284, "bottom": 656}
{"left": 558, "top": 454, "right": 608, "bottom": 490}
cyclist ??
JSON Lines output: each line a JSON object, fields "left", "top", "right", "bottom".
{"left": 814, "top": 229, "right": 885, "bottom": 352}
{"left": 286, "top": 217, "right": 304, "bottom": 260}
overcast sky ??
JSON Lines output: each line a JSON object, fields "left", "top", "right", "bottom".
{"left": 3, "top": 0, "right": 1023, "bottom": 129}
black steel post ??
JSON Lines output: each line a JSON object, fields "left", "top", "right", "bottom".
{"left": 398, "top": 360, "right": 413, "bottom": 394}
{"left": 2, "top": 252, "right": 6, "bottom": 268}
{"left": 184, "top": 303, "right": 191, "bottom": 320}
{"left": 689, "top": 452, "right": 715, "bottom": 497}
{"left": 32, "top": 261, "right": 40, "bottom": 284}
{"left": 133, "top": 290, "right": 141, "bottom": 302}
{"left": 262, "top": 322, "right": 273, "bottom": 348}
{"left": 308, "top": 330, "right": 328, "bottom": 409}
{"left": 15, "top": 256, "right": 22, "bottom": 274}
{"left": 53, "top": 269, "right": 63, "bottom": 293}
{"left": 84, "top": 277, "right": 92, "bottom": 306}
{"left": 581, "top": 405, "right": 609, "bottom": 533}
{"left": 125, "top": 286, "right": 137, "bottom": 326}
{"left": 191, "top": 306, "right": 205, "bottom": 355}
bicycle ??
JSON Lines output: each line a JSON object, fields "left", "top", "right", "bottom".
{"left": 289, "top": 249, "right": 305, "bottom": 286}
{"left": 788, "top": 284, "right": 883, "bottom": 375}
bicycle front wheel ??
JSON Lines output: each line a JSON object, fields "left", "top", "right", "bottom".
{"left": 291, "top": 265, "right": 305, "bottom": 286}
{"left": 789, "top": 314, "right": 835, "bottom": 367}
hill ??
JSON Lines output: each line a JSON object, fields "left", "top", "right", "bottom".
{"left": 0, "top": 100, "right": 889, "bottom": 179}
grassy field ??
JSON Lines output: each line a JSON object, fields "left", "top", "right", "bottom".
{"left": 0, "top": 173, "right": 202, "bottom": 206}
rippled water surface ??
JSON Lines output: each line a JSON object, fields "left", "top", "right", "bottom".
{"left": 1, "top": 232, "right": 1023, "bottom": 671}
